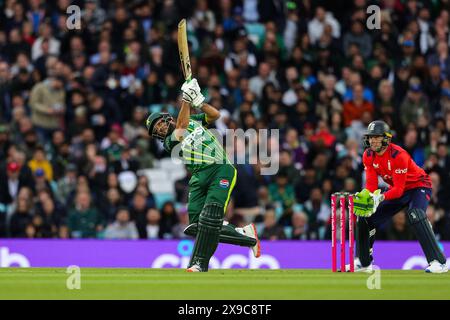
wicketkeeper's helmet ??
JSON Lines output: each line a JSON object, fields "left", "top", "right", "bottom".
{"left": 145, "top": 112, "right": 175, "bottom": 141}
{"left": 363, "top": 120, "right": 393, "bottom": 150}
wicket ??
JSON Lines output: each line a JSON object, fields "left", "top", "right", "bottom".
{"left": 331, "top": 192, "right": 355, "bottom": 272}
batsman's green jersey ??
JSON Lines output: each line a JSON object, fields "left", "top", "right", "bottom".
{"left": 163, "top": 113, "right": 236, "bottom": 223}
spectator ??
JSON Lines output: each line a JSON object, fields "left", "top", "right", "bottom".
{"left": 0, "top": 161, "right": 32, "bottom": 206}
{"left": 29, "top": 75, "right": 66, "bottom": 142}
{"left": 400, "top": 77, "right": 429, "bottom": 129}
{"left": 282, "top": 127, "right": 308, "bottom": 170}
{"left": 307, "top": 6, "right": 340, "bottom": 45}
{"left": 55, "top": 163, "right": 78, "bottom": 205}
{"left": 343, "top": 83, "right": 374, "bottom": 127}
{"left": 31, "top": 22, "right": 60, "bottom": 61}
{"left": 342, "top": 19, "right": 372, "bottom": 59}
{"left": 290, "top": 211, "right": 310, "bottom": 240}
{"left": 34, "top": 190, "right": 64, "bottom": 238}
{"left": 436, "top": 143, "right": 450, "bottom": 175}
{"left": 111, "top": 146, "right": 139, "bottom": 174}
{"left": 382, "top": 211, "right": 414, "bottom": 241}
{"left": 9, "top": 196, "right": 33, "bottom": 238}
{"left": 402, "top": 129, "right": 425, "bottom": 167}
{"left": 310, "top": 120, "right": 336, "bottom": 149}
{"left": 142, "top": 208, "right": 162, "bottom": 239}
{"left": 278, "top": 149, "right": 300, "bottom": 185}
{"left": 249, "top": 62, "right": 279, "bottom": 99}
{"left": 134, "top": 175, "right": 155, "bottom": 209}
{"left": 82, "top": 0, "right": 106, "bottom": 34}
{"left": 104, "top": 207, "right": 139, "bottom": 240}
{"left": 101, "top": 124, "right": 127, "bottom": 163}
{"left": 172, "top": 206, "right": 190, "bottom": 239}
{"left": 233, "top": 164, "right": 261, "bottom": 221}
{"left": 295, "top": 167, "right": 318, "bottom": 203}
{"left": 303, "top": 187, "right": 330, "bottom": 239}
{"left": 0, "top": 62, "right": 12, "bottom": 123}
{"left": 268, "top": 173, "right": 296, "bottom": 212}
{"left": 103, "top": 188, "right": 123, "bottom": 223}
{"left": 427, "top": 40, "right": 450, "bottom": 80}
{"left": 427, "top": 204, "right": 449, "bottom": 241}
{"left": 260, "top": 207, "right": 286, "bottom": 240}
{"left": 159, "top": 201, "right": 179, "bottom": 239}
{"left": 130, "top": 192, "right": 149, "bottom": 238}
{"left": 123, "top": 106, "right": 148, "bottom": 143}
{"left": 28, "top": 146, "right": 53, "bottom": 181}
{"left": 67, "top": 190, "right": 103, "bottom": 238}
{"left": 134, "top": 138, "right": 155, "bottom": 169}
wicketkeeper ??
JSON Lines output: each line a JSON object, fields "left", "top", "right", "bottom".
{"left": 352, "top": 120, "right": 447, "bottom": 273}
{"left": 146, "top": 78, "right": 260, "bottom": 272}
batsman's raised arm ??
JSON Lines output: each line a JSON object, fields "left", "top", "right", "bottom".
{"left": 200, "top": 103, "right": 220, "bottom": 124}
{"left": 180, "top": 78, "right": 219, "bottom": 123}
{"left": 174, "top": 99, "right": 190, "bottom": 141}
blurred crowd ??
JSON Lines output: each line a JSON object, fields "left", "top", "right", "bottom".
{"left": 0, "top": 0, "right": 450, "bottom": 241}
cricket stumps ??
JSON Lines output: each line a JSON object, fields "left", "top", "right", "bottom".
{"left": 331, "top": 192, "right": 355, "bottom": 272}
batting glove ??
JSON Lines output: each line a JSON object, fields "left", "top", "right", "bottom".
{"left": 181, "top": 78, "right": 205, "bottom": 108}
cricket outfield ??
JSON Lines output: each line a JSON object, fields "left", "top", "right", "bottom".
{"left": 0, "top": 268, "right": 449, "bottom": 300}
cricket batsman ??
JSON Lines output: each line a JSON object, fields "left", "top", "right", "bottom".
{"left": 145, "top": 78, "right": 260, "bottom": 272}
{"left": 352, "top": 120, "right": 448, "bottom": 273}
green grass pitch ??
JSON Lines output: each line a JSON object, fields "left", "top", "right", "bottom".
{"left": 0, "top": 268, "right": 449, "bottom": 300}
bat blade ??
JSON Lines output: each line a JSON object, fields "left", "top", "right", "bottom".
{"left": 178, "top": 19, "right": 192, "bottom": 81}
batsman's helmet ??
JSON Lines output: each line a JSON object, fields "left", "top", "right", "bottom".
{"left": 363, "top": 120, "right": 393, "bottom": 150}
{"left": 145, "top": 112, "right": 175, "bottom": 141}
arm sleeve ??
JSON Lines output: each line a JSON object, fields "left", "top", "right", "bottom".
{"left": 383, "top": 153, "right": 408, "bottom": 200}
{"left": 363, "top": 151, "right": 378, "bottom": 192}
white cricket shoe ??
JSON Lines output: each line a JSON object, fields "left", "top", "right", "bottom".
{"left": 186, "top": 265, "right": 202, "bottom": 272}
{"left": 425, "top": 260, "right": 448, "bottom": 273}
{"left": 345, "top": 257, "right": 373, "bottom": 273}
{"left": 243, "top": 223, "right": 261, "bottom": 258}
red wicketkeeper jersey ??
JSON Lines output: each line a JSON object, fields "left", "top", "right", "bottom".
{"left": 362, "top": 143, "right": 432, "bottom": 200}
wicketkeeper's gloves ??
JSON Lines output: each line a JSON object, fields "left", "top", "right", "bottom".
{"left": 353, "top": 188, "right": 384, "bottom": 217}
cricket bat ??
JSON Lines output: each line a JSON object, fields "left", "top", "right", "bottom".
{"left": 178, "top": 19, "right": 192, "bottom": 81}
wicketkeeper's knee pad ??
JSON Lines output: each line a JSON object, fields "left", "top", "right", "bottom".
{"left": 406, "top": 208, "right": 446, "bottom": 264}
{"left": 406, "top": 207, "right": 427, "bottom": 224}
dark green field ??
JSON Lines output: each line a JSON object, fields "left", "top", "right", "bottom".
{"left": 0, "top": 268, "right": 449, "bottom": 300}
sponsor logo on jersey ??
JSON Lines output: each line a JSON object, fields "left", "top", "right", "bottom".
{"left": 219, "top": 179, "right": 229, "bottom": 188}
{"left": 395, "top": 168, "right": 407, "bottom": 174}
{"left": 387, "top": 160, "right": 391, "bottom": 171}
{"left": 373, "top": 163, "right": 379, "bottom": 168}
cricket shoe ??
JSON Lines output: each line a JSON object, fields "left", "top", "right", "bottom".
{"left": 242, "top": 223, "right": 261, "bottom": 258}
{"left": 186, "top": 265, "right": 203, "bottom": 272}
{"left": 345, "top": 257, "right": 373, "bottom": 273}
{"left": 425, "top": 260, "right": 448, "bottom": 273}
